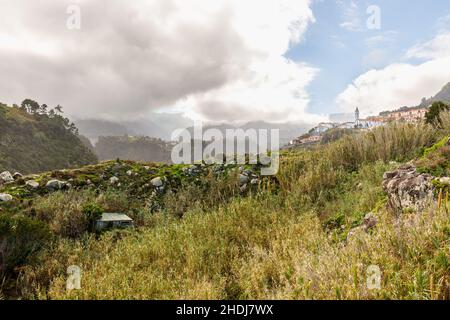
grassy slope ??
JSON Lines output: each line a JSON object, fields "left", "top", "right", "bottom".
{"left": 3, "top": 118, "right": 450, "bottom": 300}
{"left": 0, "top": 103, "right": 97, "bottom": 174}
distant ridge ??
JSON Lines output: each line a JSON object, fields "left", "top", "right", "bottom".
{"left": 420, "top": 82, "right": 450, "bottom": 106}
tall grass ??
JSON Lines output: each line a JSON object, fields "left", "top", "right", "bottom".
{"left": 12, "top": 120, "right": 450, "bottom": 299}
{"left": 278, "top": 123, "right": 437, "bottom": 201}
{"left": 20, "top": 189, "right": 450, "bottom": 300}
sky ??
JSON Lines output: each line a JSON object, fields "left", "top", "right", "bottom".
{"left": 0, "top": 0, "right": 449, "bottom": 125}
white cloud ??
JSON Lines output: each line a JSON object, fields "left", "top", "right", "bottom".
{"left": 0, "top": 0, "right": 320, "bottom": 124}
{"left": 405, "top": 32, "right": 450, "bottom": 60}
{"left": 336, "top": 31, "right": 450, "bottom": 115}
{"left": 364, "top": 31, "right": 398, "bottom": 47}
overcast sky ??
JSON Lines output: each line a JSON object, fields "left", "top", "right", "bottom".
{"left": 0, "top": 0, "right": 449, "bottom": 124}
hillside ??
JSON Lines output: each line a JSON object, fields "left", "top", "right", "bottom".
{"left": 0, "top": 102, "right": 98, "bottom": 174}
{"left": 3, "top": 114, "right": 450, "bottom": 299}
{"left": 421, "top": 82, "right": 450, "bottom": 106}
{"left": 94, "top": 136, "right": 173, "bottom": 162}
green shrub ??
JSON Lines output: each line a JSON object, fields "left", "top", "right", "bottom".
{"left": 0, "top": 214, "right": 51, "bottom": 277}
{"left": 82, "top": 203, "right": 104, "bottom": 232}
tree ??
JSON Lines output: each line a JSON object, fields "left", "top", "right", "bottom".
{"left": 425, "top": 101, "right": 449, "bottom": 126}
{"left": 54, "top": 105, "right": 63, "bottom": 114}
{"left": 39, "top": 103, "right": 48, "bottom": 115}
{"left": 21, "top": 99, "right": 40, "bottom": 114}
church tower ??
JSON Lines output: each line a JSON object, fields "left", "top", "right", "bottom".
{"left": 355, "top": 107, "right": 360, "bottom": 126}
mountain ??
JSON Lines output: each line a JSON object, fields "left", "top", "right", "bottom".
{"left": 0, "top": 102, "right": 98, "bottom": 174}
{"left": 75, "top": 113, "right": 193, "bottom": 142}
{"left": 432, "top": 82, "right": 450, "bottom": 103}
{"left": 76, "top": 116, "right": 311, "bottom": 147}
{"left": 187, "top": 121, "right": 311, "bottom": 147}
{"left": 95, "top": 136, "right": 173, "bottom": 162}
{"left": 420, "top": 82, "right": 450, "bottom": 106}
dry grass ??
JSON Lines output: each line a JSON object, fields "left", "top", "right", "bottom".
{"left": 12, "top": 120, "right": 450, "bottom": 300}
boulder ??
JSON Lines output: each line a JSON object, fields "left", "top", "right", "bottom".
{"left": 12, "top": 172, "right": 23, "bottom": 179}
{"left": 382, "top": 164, "right": 435, "bottom": 213}
{"left": 46, "top": 179, "right": 66, "bottom": 190}
{"left": 25, "top": 180, "right": 40, "bottom": 189}
{"left": 0, "top": 193, "right": 13, "bottom": 202}
{"left": 151, "top": 177, "right": 163, "bottom": 187}
{"left": 439, "top": 177, "right": 450, "bottom": 186}
{"left": 0, "top": 171, "right": 14, "bottom": 183}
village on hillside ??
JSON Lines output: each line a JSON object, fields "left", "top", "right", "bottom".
{"left": 289, "top": 105, "right": 429, "bottom": 147}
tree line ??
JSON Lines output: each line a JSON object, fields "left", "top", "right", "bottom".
{"left": 16, "top": 99, "right": 79, "bottom": 135}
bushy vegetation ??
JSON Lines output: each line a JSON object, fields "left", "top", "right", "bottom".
{"left": 3, "top": 116, "right": 450, "bottom": 300}
{"left": 0, "top": 100, "right": 97, "bottom": 174}
{"left": 425, "top": 101, "right": 450, "bottom": 126}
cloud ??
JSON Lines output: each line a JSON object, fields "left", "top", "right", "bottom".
{"left": 336, "top": 31, "right": 450, "bottom": 115}
{"left": 405, "top": 32, "right": 450, "bottom": 60}
{"left": 0, "top": 0, "right": 319, "bottom": 124}
{"left": 364, "top": 31, "right": 398, "bottom": 47}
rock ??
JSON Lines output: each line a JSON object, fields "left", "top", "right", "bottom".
{"left": 13, "top": 172, "right": 23, "bottom": 179}
{"left": 126, "top": 170, "right": 133, "bottom": 176}
{"left": 382, "top": 164, "right": 435, "bottom": 213}
{"left": 25, "top": 180, "right": 40, "bottom": 189}
{"left": 250, "top": 178, "right": 259, "bottom": 185}
{"left": 0, "top": 193, "right": 13, "bottom": 202}
{"left": 362, "top": 212, "right": 378, "bottom": 230}
{"left": 439, "top": 177, "right": 450, "bottom": 186}
{"left": 109, "top": 176, "right": 120, "bottom": 184}
{"left": 346, "top": 226, "right": 365, "bottom": 241}
{"left": 239, "top": 174, "right": 249, "bottom": 186}
{"left": 151, "top": 177, "right": 163, "bottom": 187}
{"left": 0, "top": 171, "right": 14, "bottom": 183}
{"left": 346, "top": 213, "right": 378, "bottom": 242}
{"left": 46, "top": 179, "right": 66, "bottom": 190}
{"left": 240, "top": 184, "right": 248, "bottom": 192}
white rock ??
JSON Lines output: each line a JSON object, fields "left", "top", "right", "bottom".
{"left": 439, "top": 177, "right": 450, "bottom": 186}
{"left": 250, "top": 178, "right": 259, "bottom": 185}
{"left": 0, "top": 171, "right": 14, "bottom": 183}
{"left": 25, "top": 180, "right": 40, "bottom": 189}
{"left": 13, "top": 172, "right": 23, "bottom": 179}
{"left": 0, "top": 193, "right": 13, "bottom": 202}
{"left": 151, "top": 177, "right": 163, "bottom": 187}
{"left": 109, "top": 176, "right": 120, "bottom": 184}
{"left": 126, "top": 170, "right": 133, "bottom": 176}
